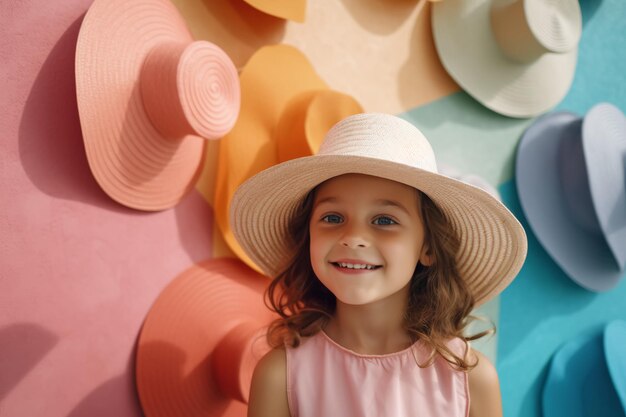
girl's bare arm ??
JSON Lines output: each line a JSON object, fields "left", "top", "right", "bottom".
{"left": 468, "top": 348, "right": 503, "bottom": 417}
{"left": 247, "top": 348, "right": 291, "bottom": 417}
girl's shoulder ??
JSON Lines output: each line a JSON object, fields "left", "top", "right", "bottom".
{"left": 248, "top": 348, "right": 290, "bottom": 417}
{"left": 466, "top": 348, "right": 503, "bottom": 417}
{"left": 256, "top": 347, "right": 287, "bottom": 374}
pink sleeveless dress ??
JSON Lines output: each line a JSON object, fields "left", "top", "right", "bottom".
{"left": 286, "top": 331, "right": 469, "bottom": 417}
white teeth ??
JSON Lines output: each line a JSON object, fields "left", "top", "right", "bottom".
{"left": 337, "top": 262, "right": 376, "bottom": 270}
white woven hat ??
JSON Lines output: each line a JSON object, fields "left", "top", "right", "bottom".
{"left": 230, "top": 113, "right": 527, "bottom": 306}
{"left": 432, "top": 0, "right": 582, "bottom": 118}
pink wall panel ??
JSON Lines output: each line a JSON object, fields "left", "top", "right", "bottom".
{"left": 2, "top": 1, "right": 214, "bottom": 415}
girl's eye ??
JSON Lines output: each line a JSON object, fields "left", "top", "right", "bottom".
{"left": 322, "top": 214, "right": 343, "bottom": 224}
{"left": 373, "top": 216, "right": 397, "bottom": 226}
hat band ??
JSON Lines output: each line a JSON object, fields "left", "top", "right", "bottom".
{"left": 490, "top": 0, "right": 580, "bottom": 63}
{"left": 140, "top": 40, "right": 240, "bottom": 140}
{"left": 558, "top": 118, "right": 603, "bottom": 236}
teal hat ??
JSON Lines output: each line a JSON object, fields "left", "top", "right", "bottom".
{"left": 543, "top": 320, "right": 626, "bottom": 417}
{"left": 606, "top": 321, "right": 626, "bottom": 412}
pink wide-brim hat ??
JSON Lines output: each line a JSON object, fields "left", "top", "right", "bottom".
{"left": 136, "top": 258, "right": 275, "bottom": 417}
{"left": 76, "top": 0, "right": 240, "bottom": 210}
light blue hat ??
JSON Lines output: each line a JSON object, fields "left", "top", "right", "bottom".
{"left": 543, "top": 320, "right": 626, "bottom": 417}
{"left": 516, "top": 103, "right": 626, "bottom": 291}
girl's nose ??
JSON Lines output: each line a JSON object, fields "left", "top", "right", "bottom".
{"left": 340, "top": 225, "right": 370, "bottom": 248}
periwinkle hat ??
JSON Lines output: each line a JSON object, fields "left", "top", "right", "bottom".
{"left": 516, "top": 103, "right": 626, "bottom": 292}
{"left": 76, "top": 0, "right": 240, "bottom": 210}
{"left": 543, "top": 320, "right": 626, "bottom": 417}
{"left": 432, "top": 0, "right": 582, "bottom": 118}
{"left": 230, "top": 113, "right": 528, "bottom": 307}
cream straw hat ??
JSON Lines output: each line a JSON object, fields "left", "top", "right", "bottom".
{"left": 230, "top": 113, "right": 527, "bottom": 306}
{"left": 432, "top": 0, "right": 582, "bottom": 118}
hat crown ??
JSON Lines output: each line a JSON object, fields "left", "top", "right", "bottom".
{"left": 318, "top": 113, "right": 438, "bottom": 173}
{"left": 558, "top": 103, "right": 626, "bottom": 270}
{"left": 490, "top": 0, "right": 582, "bottom": 63}
{"left": 558, "top": 118, "right": 602, "bottom": 235}
{"left": 276, "top": 90, "right": 364, "bottom": 161}
{"left": 140, "top": 40, "right": 240, "bottom": 140}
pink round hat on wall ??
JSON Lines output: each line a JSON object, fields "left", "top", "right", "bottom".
{"left": 75, "top": 0, "right": 240, "bottom": 210}
{"left": 136, "top": 258, "right": 276, "bottom": 417}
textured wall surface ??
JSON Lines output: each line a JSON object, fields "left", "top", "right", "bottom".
{"left": 2, "top": 0, "right": 625, "bottom": 416}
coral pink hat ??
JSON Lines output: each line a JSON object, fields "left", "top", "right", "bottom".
{"left": 136, "top": 258, "right": 275, "bottom": 417}
{"left": 76, "top": 0, "right": 240, "bottom": 210}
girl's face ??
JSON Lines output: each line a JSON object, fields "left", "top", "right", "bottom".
{"left": 309, "top": 174, "right": 432, "bottom": 306}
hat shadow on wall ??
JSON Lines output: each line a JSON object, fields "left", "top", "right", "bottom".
{"left": 496, "top": 182, "right": 600, "bottom": 388}
{"left": 66, "top": 345, "right": 143, "bottom": 417}
{"left": 497, "top": 187, "right": 601, "bottom": 417}
{"left": 580, "top": 0, "right": 603, "bottom": 26}
{"left": 18, "top": 14, "right": 131, "bottom": 214}
{"left": 0, "top": 323, "right": 58, "bottom": 402}
{"left": 397, "top": 0, "right": 458, "bottom": 111}
{"left": 516, "top": 358, "right": 553, "bottom": 417}
{"left": 196, "top": 0, "right": 285, "bottom": 68}
{"left": 18, "top": 13, "right": 215, "bottom": 263}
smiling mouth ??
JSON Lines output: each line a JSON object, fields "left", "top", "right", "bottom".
{"left": 331, "top": 262, "right": 381, "bottom": 270}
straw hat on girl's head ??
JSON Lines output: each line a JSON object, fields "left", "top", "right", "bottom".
{"left": 214, "top": 44, "right": 362, "bottom": 273}
{"left": 230, "top": 113, "right": 528, "bottom": 307}
{"left": 432, "top": 0, "right": 582, "bottom": 118}
{"left": 136, "top": 258, "right": 275, "bottom": 417}
{"left": 516, "top": 103, "right": 626, "bottom": 292}
{"left": 76, "top": 0, "right": 240, "bottom": 211}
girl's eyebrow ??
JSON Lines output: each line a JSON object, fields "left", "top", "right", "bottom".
{"left": 314, "top": 196, "right": 411, "bottom": 216}
{"left": 314, "top": 196, "right": 338, "bottom": 206}
{"left": 373, "top": 199, "right": 411, "bottom": 216}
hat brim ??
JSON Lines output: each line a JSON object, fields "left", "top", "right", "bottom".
{"left": 605, "top": 320, "right": 626, "bottom": 412}
{"left": 243, "top": 0, "right": 305, "bottom": 22}
{"left": 214, "top": 45, "right": 348, "bottom": 273}
{"left": 583, "top": 103, "right": 626, "bottom": 270}
{"left": 516, "top": 111, "right": 624, "bottom": 291}
{"left": 76, "top": 0, "right": 205, "bottom": 210}
{"left": 543, "top": 324, "right": 626, "bottom": 417}
{"left": 230, "top": 154, "right": 527, "bottom": 307}
{"left": 136, "top": 258, "right": 274, "bottom": 417}
{"left": 432, "top": 0, "right": 577, "bottom": 118}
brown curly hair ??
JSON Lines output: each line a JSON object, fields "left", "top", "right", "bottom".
{"left": 264, "top": 184, "right": 493, "bottom": 371}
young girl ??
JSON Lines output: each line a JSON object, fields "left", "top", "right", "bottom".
{"left": 230, "top": 113, "right": 527, "bottom": 417}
